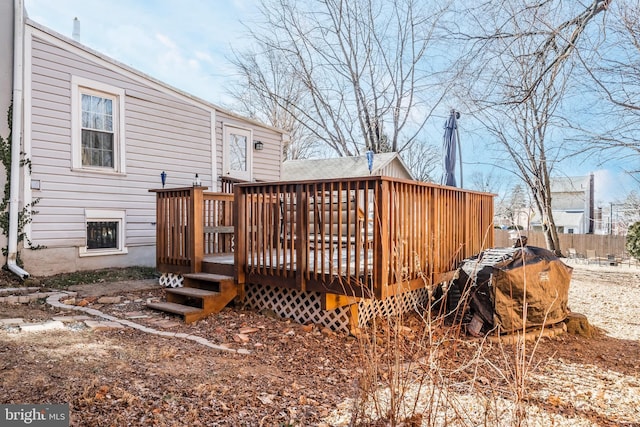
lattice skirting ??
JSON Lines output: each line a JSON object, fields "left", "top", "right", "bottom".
{"left": 244, "top": 283, "right": 432, "bottom": 333}
{"left": 244, "top": 284, "right": 353, "bottom": 333}
{"left": 159, "top": 273, "right": 184, "bottom": 288}
{"left": 357, "top": 287, "right": 431, "bottom": 328}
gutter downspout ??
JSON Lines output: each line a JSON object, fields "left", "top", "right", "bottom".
{"left": 8, "top": 0, "right": 29, "bottom": 279}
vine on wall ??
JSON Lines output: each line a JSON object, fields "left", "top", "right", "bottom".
{"left": 0, "top": 104, "right": 44, "bottom": 266}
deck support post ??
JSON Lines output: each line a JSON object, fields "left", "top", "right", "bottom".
{"left": 189, "top": 186, "right": 205, "bottom": 273}
{"left": 234, "top": 185, "right": 246, "bottom": 287}
{"left": 375, "top": 179, "right": 391, "bottom": 299}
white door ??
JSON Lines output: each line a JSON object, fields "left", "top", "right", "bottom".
{"left": 222, "top": 124, "right": 252, "bottom": 181}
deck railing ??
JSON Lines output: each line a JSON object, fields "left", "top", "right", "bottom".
{"left": 151, "top": 187, "right": 234, "bottom": 274}
{"left": 234, "top": 177, "right": 494, "bottom": 299}
{"left": 152, "top": 179, "right": 494, "bottom": 299}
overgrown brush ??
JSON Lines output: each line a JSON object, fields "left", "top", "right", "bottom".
{"left": 347, "top": 238, "right": 552, "bottom": 426}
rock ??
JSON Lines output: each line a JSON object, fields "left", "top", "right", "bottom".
{"left": 0, "top": 318, "right": 24, "bottom": 326}
{"left": 84, "top": 320, "right": 125, "bottom": 331}
{"left": 21, "top": 320, "right": 66, "bottom": 333}
{"left": 564, "top": 312, "right": 595, "bottom": 338}
{"left": 61, "top": 297, "right": 76, "bottom": 305}
{"left": 52, "top": 315, "right": 91, "bottom": 323}
{"left": 97, "top": 296, "right": 122, "bottom": 304}
{"left": 238, "top": 327, "right": 259, "bottom": 334}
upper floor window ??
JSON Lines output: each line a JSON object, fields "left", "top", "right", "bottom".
{"left": 71, "top": 76, "right": 126, "bottom": 174}
{"left": 81, "top": 93, "right": 114, "bottom": 168}
{"left": 223, "top": 124, "right": 252, "bottom": 181}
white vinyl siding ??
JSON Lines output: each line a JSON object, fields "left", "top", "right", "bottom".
{"left": 216, "top": 112, "right": 282, "bottom": 184}
{"left": 28, "top": 33, "right": 214, "bottom": 249}
{"left": 24, "top": 24, "right": 284, "bottom": 270}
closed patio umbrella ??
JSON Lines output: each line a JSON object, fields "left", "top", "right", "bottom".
{"left": 441, "top": 110, "right": 462, "bottom": 187}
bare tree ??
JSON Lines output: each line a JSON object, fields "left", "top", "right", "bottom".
{"left": 233, "top": 0, "right": 451, "bottom": 158}
{"left": 228, "top": 45, "right": 320, "bottom": 160}
{"left": 401, "top": 141, "right": 439, "bottom": 182}
{"left": 458, "top": 0, "right": 610, "bottom": 254}
{"left": 573, "top": 1, "right": 640, "bottom": 182}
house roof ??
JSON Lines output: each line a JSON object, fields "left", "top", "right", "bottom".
{"left": 24, "top": 19, "right": 286, "bottom": 136}
{"left": 550, "top": 175, "right": 591, "bottom": 193}
{"left": 282, "top": 152, "right": 413, "bottom": 181}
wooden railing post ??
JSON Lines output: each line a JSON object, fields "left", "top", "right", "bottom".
{"left": 374, "top": 178, "right": 390, "bottom": 299}
{"left": 295, "top": 184, "right": 308, "bottom": 292}
{"left": 234, "top": 185, "right": 246, "bottom": 285}
{"left": 189, "top": 186, "right": 205, "bottom": 273}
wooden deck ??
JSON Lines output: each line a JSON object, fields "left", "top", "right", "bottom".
{"left": 152, "top": 177, "right": 494, "bottom": 303}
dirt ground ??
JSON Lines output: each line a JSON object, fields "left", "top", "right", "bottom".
{"left": 0, "top": 262, "right": 639, "bottom": 426}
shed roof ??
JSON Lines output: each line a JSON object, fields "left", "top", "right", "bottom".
{"left": 282, "top": 152, "right": 413, "bottom": 181}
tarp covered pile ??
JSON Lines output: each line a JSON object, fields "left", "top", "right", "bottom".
{"left": 446, "top": 246, "right": 573, "bottom": 335}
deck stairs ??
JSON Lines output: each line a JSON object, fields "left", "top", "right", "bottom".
{"left": 147, "top": 264, "right": 239, "bottom": 323}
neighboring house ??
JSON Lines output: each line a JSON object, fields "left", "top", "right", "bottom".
{"left": 530, "top": 174, "right": 595, "bottom": 234}
{"left": 282, "top": 152, "right": 414, "bottom": 181}
{"left": 3, "top": 4, "right": 286, "bottom": 276}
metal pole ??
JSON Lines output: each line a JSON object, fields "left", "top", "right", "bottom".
{"left": 609, "top": 202, "right": 613, "bottom": 235}
{"left": 455, "top": 111, "right": 463, "bottom": 188}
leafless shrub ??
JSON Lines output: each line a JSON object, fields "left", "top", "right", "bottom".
{"left": 346, "top": 240, "right": 556, "bottom": 427}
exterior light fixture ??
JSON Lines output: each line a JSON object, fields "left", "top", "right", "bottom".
{"left": 254, "top": 140, "right": 264, "bottom": 151}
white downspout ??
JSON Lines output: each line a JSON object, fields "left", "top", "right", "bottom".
{"left": 8, "top": 0, "right": 29, "bottom": 279}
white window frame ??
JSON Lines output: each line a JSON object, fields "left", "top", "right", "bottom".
{"left": 71, "top": 76, "right": 126, "bottom": 174}
{"left": 79, "top": 209, "right": 128, "bottom": 257}
{"left": 222, "top": 124, "right": 252, "bottom": 181}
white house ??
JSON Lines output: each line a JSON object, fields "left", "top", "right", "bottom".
{"left": 3, "top": 1, "right": 286, "bottom": 276}
{"left": 530, "top": 174, "right": 595, "bottom": 234}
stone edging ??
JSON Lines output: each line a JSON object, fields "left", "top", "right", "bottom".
{"left": 37, "top": 293, "right": 250, "bottom": 354}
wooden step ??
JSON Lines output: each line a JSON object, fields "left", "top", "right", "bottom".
{"left": 147, "top": 272, "right": 240, "bottom": 323}
{"left": 182, "top": 273, "right": 234, "bottom": 283}
{"left": 201, "top": 260, "right": 235, "bottom": 277}
{"left": 145, "top": 301, "right": 205, "bottom": 324}
{"left": 166, "top": 286, "right": 222, "bottom": 310}
{"left": 166, "top": 287, "right": 219, "bottom": 298}
{"left": 182, "top": 273, "right": 234, "bottom": 293}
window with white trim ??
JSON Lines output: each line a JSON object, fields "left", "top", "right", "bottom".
{"left": 222, "top": 124, "right": 252, "bottom": 181}
{"left": 80, "top": 210, "right": 128, "bottom": 256}
{"left": 71, "top": 76, "right": 126, "bottom": 174}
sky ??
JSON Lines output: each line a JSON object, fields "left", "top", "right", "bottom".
{"left": 23, "top": 0, "right": 638, "bottom": 206}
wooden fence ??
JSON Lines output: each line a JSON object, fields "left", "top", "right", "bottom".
{"left": 494, "top": 229, "right": 629, "bottom": 258}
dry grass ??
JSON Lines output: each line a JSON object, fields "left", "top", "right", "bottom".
{"left": 345, "top": 242, "right": 554, "bottom": 427}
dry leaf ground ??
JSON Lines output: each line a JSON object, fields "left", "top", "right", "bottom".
{"left": 0, "top": 261, "right": 638, "bottom": 426}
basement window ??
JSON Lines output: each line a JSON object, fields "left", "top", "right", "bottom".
{"left": 80, "top": 210, "right": 128, "bottom": 257}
